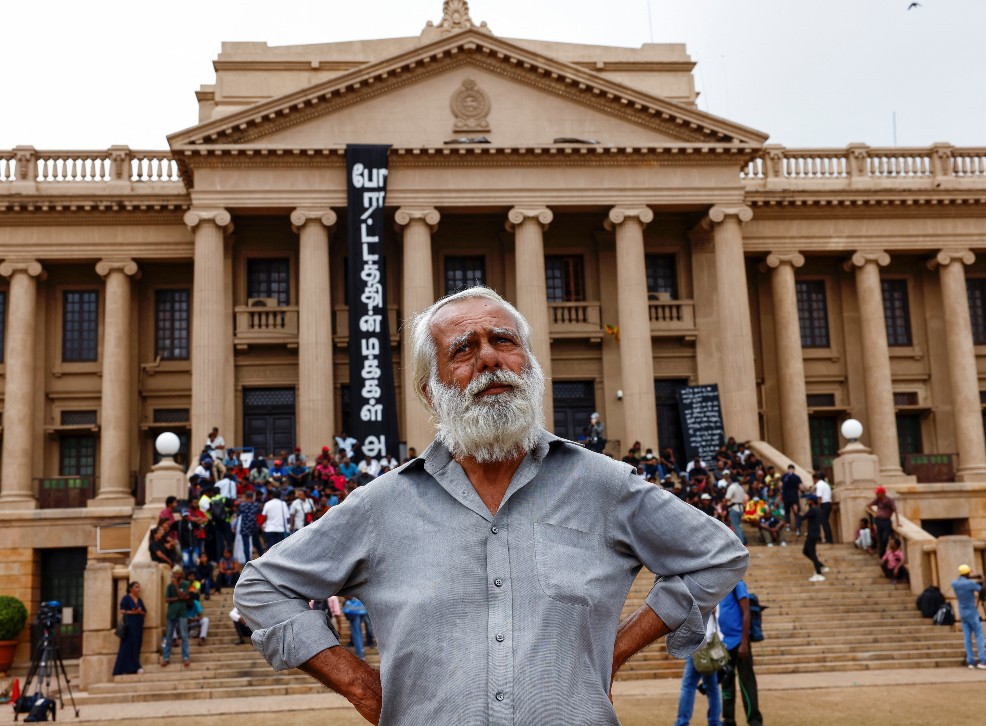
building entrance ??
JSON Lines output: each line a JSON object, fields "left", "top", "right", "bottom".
{"left": 552, "top": 381, "right": 596, "bottom": 442}
{"left": 242, "top": 388, "right": 296, "bottom": 458}
{"left": 655, "top": 379, "right": 688, "bottom": 466}
{"left": 36, "top": 548, "right": 87, "bottom": 659}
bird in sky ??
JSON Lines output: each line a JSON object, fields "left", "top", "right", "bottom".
{"left": 908, "top": 2, "right": 921, "bottom": 9}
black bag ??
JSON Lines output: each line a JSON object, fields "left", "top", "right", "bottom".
{"left": 931, "top": 602, "right": 955, "bottom": 626}
{"left": 24, "top": 697, "right": 55, "bottom": 722}
{"left": 115, "top": 620, "right": 127, "bottom": 639}
{"left": 733, "top": 589, "right": 767, "bottom": 642}
{"left": 210, "top": 497, "right": 228, "bottom": 523}
{"left": 916, "top": 586, "right": 945, "bottom": 618}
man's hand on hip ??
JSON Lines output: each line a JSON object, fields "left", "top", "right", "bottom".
{"left": 300, "top": 646, "right": 383, "bottom": 724}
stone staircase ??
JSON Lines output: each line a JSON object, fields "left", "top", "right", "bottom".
{"left": 80, "top": 531, "right": 968, "bottom": 703}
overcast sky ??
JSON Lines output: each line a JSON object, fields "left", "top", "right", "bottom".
{"left": 2, "top": 0, "right": 984, "bottom": 150}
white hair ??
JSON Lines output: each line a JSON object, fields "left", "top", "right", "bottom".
{"left": 408, "top": 286, "right": 533, "bottom": 412}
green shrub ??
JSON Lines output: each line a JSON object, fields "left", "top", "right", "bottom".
{"left": 0, "top": 596, "right": 28, "bottom": 641}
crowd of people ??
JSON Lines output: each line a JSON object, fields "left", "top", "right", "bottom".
{"left": 111, "top": 427, "right": 401, "bottom": 672}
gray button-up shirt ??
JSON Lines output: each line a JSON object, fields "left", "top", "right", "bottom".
{"left": 234, "top": 431, "right": 748, "bottom": 725}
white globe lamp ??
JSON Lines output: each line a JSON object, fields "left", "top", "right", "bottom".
{"left": 841, "top": 419, "right": 863, "bottom": 444}
{"left": 155, "top": 431, "right": 181, "bottom": 459}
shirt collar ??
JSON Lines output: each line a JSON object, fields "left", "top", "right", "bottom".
{"left": 407, "top": 428, "right": 563, "bottom": 475}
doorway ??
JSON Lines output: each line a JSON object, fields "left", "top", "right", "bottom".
{"left": 242, "top": 388, "right": 296, "bottom": 459}
{"left": 552, "top": 381, "right": 596, "bottom": 442}
{"left": 654, "top": 379, "right": 689, "bottom": 465}
{"left": 36, "top": 548, "right": 87, "bottom": 659}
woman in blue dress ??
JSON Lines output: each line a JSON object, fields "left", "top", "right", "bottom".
{"left": 112, "top": 581, "right": 146, "bottom": 675}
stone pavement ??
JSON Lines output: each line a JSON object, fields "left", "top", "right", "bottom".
{"left": 40, "top": 666, "right": 986, "bottom": 724}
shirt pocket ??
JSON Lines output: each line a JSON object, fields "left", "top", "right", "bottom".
{"left": 533, "top": 521, "right": 594, "bottom": 608}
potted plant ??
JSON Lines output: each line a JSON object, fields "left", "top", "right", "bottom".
{"left": 0, "top": 596, "right": 28, "bottom": 673}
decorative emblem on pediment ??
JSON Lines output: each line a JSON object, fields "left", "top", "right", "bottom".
{"left": 450, "top": 79, "right": 491, "bottom": 132}
{"left": 424, "top": 0, "right": 491, "bottom": 37}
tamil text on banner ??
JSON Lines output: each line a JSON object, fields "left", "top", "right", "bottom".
{"left": 346, "top": 144, "right": 399, "bottom": 461}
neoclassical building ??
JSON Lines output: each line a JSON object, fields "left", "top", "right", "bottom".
{"left": 2, "top": 1, "right": 986, "bottom": 672}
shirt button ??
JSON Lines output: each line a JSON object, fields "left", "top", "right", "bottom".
{"left": 491, "top": 525, "right": 499, "bottom": 534}
{"left": 495, "top": 692, "right": 505, "bottom": 701}
{"left": 495, "top": 633, "right": 505, "bottom": 642}
{"left": 494, "top": 578, "right": 503, "bottom": 587}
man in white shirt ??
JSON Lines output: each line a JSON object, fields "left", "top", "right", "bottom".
{"left": 261, "top": 491, "right": 291, "bottom": 547}
{"left": 379, "top": 453, "right": 399, "bottom": 471}
{"left": 206, "top": 427, "right": 227, "bottom": 479}
{"left": 217, "top": 472, "right": 237, "bottom": 501}
{"left": 288, "top": 489, "right": 314, "bottom": 533}
{"left": 334, "top": 432, "right": 357, "bottom": 458}
{"left": 686, "top": 456, "right": 707, "bottom": 474}
{"left": 813, "top": 471, "right": 834, "bottom": 544}
{"left": 724, "top": 473, "right": 748, "bottom": 545}
{"left": 357, "top": 454, "right": 381, "bottom": 478}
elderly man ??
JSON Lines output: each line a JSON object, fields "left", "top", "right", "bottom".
{"left": 234, "top": 287, "right": 747, "bottom": 725}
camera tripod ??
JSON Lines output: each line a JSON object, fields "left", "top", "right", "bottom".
{"left": 14, "top": 626, "right": 79, "bottom": 721}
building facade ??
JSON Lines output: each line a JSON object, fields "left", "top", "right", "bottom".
{"left": 2, "top": 1, "right": 986, "bottom": 673}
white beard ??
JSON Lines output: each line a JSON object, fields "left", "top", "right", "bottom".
{"left": 428, "top": 362, "right": 545, "bottom": 463}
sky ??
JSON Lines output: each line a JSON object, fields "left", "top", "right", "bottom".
{"left": 1, "top": 0, "right": 984, "bottom": 150}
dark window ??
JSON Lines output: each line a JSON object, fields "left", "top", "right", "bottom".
{"left": 896, "top": 413, "right": 923, "bottom": 460}
{"left": 545, "top": 256, "right": 585, "bottom": 302}
{"left": 894, "top": 391, "right": 920, "bottom": 407}
{"left": 645, "top": 255, "right": 678, "bottom": 299}
{"left": 155, "top": 289, "right": 190, "bottom": 360}
{"left": 806, "top": 393, "right": 836, "bottom": 408}
{"left": 0, "top": 290, "right": 6, "bottom": 363}
{"left": 153, "top": 408, "right": 189, "bottom": 424}
{"left": 62, "top": 290, "right": 98, "bottom": 362}
{"left": 808, "top": 415, "right": 840, "bottom": 471}
{"left": 796, "top": 280, "right": 830, "bottom": 348}
{"left": 445, "top": 256, "right": 486, "bottom": 295}
{"left": 247, "top": 259, "right": 290, "bottom": 306}
{"left": 881, "top": 279, "right": 913, "bottom": 346}
{"left": 60, "top": 435, "right": 96, "bottom": 476}
{"left": 60, "top": 410, "right": 97, "bottom": 426}
{"left": 967, "top": 278, "right": 986, "bottom": 345}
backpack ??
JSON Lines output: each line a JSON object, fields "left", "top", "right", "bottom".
{"left": 931, "top": 602, "right": 955, "bottom": 626}
{"left": 916, "top": 586, "right": 946, "bottom": 618}
{"left": 733, "top": 589, "right": 767, "bottom": 642}
{"left": 210, "top": 497, "right": 228, "bottom": 523}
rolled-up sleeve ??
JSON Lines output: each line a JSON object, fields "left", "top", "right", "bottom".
{"left": 608, "top": 474, "right": 748, "bottom": 659}
{"left": 233, "top": 486, "right": 377, "bottom": 670}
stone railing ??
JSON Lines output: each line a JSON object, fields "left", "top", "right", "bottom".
{"left": 333, "top": 305, "right": 401, "bottom": 346}
{"left": 234, "top": 305, "right": 299, "bottom": 347}
{"left": 648, "top": 299, "right": 696, "bottom": 335}
{"left": 741, "top": 144, "right": 986, "bottom": 190}
{"left": 0, "top": 146, "right": 182, "bottom": 191}
{"left": 548, "top": 301, "right": 602, "bottom": 338}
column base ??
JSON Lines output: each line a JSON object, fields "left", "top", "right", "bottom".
{"left": 88, "top": 493, "right": 135, "bottom": 508}
{"left": 955, "top": 467, "right": 986, "bottom": 483}
{"left": 0, "top": 495, "right": 38, "bottom": 511}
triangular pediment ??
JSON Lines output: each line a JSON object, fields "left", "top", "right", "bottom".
{"left": 168, "top": 29, "right": 767, "bottom": 151}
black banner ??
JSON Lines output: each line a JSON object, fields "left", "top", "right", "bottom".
{"left": 346, "top": 144, "right": 399, "bottom": 460}
{"left": 676, "top": 384, "right": 726, "bottom": 462}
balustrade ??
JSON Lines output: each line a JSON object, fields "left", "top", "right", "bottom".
{"left": 0, "top": 147, "right": 181, "bottom": 187}
{"left": 648, "top": 299, "right": 696, "bottom": 334}
{"left": 0, "top": 151, "right": 16, "bottom": 182}
{"left": 333, "top": 305, "right": 401, "bottom": 345}
{"left": 548, "top": 301, "right": 601, "bottom": 336}
{"left": 233, "top": 305, "right": 299, "bottom": 347}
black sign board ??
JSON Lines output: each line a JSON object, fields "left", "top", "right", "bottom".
{"left": 676, "top": 384, "right": 726, "bottom": 462}
{"left": 345, "top": 144, "right": 399, "bottom": 460}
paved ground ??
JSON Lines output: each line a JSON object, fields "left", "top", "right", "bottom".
{"left": 34, "top": 667, "right": 986, "bottom": 725}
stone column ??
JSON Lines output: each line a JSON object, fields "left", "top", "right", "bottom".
{"left": 930, "top": 249, "right": 986, "bottom": 480}
{"left": 709, "top": 205, "right": 760, "bottom": 441}
{"left": 94, "top": 259, "right": 139, "bottom": 505}
{"left": 0, "top": 260, "right": 44, "bottom": 508}
{"left": 292, "top": 208, "right": 338, "bottom": 456}
{"left": 766, "top": 252, "right": 812, "bottom": 467}
{"left": 848, "top": 251, "right": 905, "bottom": 477}
{"left": 184, "top": 210, "right": 232, "bottom": 454}
{"left": 605, "top": 207, "right": 659, "bottom": 451}
{"left": 507, "top": 207, "right": 555, "bottom": 428}
{"left": 395, "top": 207, "right": 440, "bottom": 453}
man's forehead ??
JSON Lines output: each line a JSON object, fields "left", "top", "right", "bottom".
{"left": 431, "top": 298, "right": 519, "bottom": 339}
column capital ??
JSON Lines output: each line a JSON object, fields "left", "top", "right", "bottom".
{"left": 765, "top": 252, "right": 805, "bottom": 270}
{"left": 506, "top": 206, "right": 552, "bottom": 232}
{"left": 95, "top": 259, "right": 140, "bottom": 279}
{"left": 395, "top": 206, "right": 441, "bottom": 232}
{"left": 184, "top": 208, "right": 232, "bottom": 231}
{"left": 708, "top": 205, "right": 753, "bottom": 224}
{"left": 604, "top": 206, "right": 652, "bottom": 231}
{"left": 0, "top": 260, "right": 45, "bottom": 279}
{"left": 290, "top": 208, "right": 338, "bottom": 231}
{"left": 927, "top": 248, "right": 976, "bottom": 271}
{"left": 846, "top": 250, "right": 891, "bottom": 271}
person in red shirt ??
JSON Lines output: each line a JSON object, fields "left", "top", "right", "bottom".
{"left": 868, "top": 486, "right": 900, "bottom": 557}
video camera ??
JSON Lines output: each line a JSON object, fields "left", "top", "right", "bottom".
{"left": 36, "top": 601, "right": 62, "bottom": 632}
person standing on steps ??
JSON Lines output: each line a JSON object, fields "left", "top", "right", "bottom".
{"left": 673, "top": 606, "right": 722, "bottom": 726}
{"left": 801, "top": 494, "right": 828, "bottom": 582}
{"left": 868, "top": 486, "right": 900, "bottom": 558}
{"left": 812, "top": 471, "right": 833, "bottom": 544}
{"left": 950, "top": 564, "right": 986, "bottom": 670}
{"left": 779, "top": 464, "right": 802, "bottom": 537}
{"left": 586, "top": 411, "right": 606, "bottom": 453}
{"left": 718, "top": 580, "right": 763, "bottom": 726}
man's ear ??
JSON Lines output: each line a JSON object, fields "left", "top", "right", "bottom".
{"left": 421, "top": 383, "right": 433, "bottom": 409}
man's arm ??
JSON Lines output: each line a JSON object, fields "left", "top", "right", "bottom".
{"left": 300, "top": 646, "right": 382, "bottom": 724}
{"left": 611, "top": 604, "right": 670, "bottom": 688}
{"left": 737, "top": 595, "right": 751, "bottom": 659}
